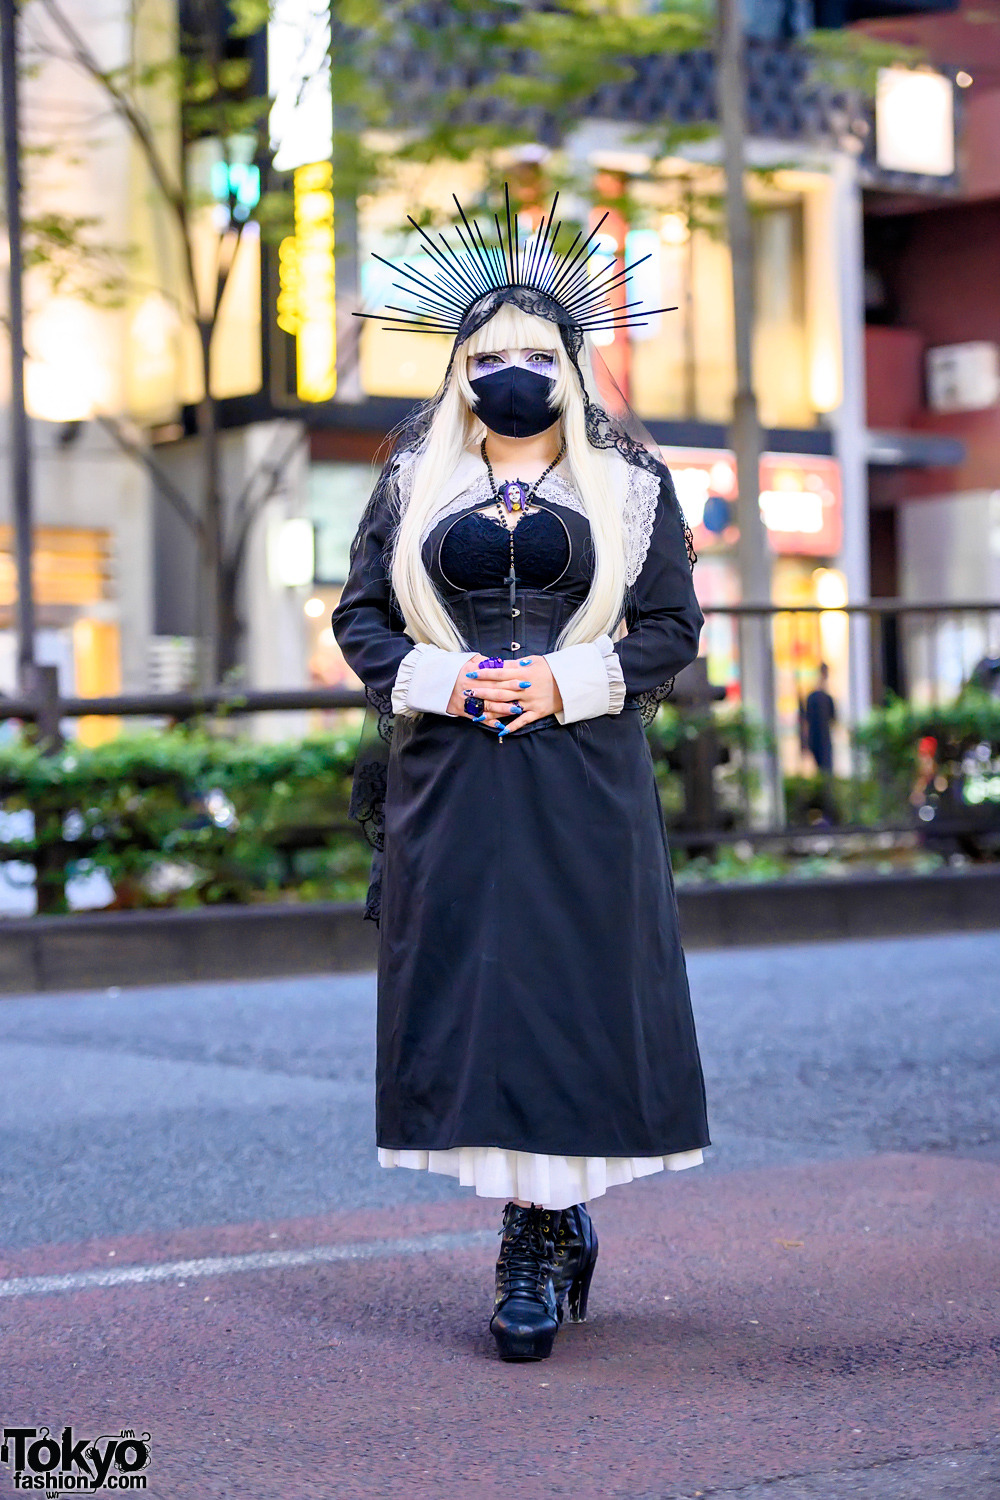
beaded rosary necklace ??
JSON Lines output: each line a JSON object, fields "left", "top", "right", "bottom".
{"left": 480, "top": 435, "right": 566, "bottom": 653}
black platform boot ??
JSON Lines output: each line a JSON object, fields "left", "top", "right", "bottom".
{"left": 489, "top": 1202, "right": 559, "bottom": 1362}
{"left": 551, "top": 1203, "right": 599, "bottom": 1324}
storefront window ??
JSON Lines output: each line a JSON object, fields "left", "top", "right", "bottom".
{"left": 0, "top": 526, "right": 120, "bottom": 744}
{"left": 307, "top": 462, "right": 377, "bottom": 582}
{"left": 627, "top": 186, "right": 811, "bottom": 427}
{"left": 665, "top": 446, "right": 847, "bottom": 765}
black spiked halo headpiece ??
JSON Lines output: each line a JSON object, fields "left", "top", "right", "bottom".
{"left": 355, "top": 183, "right": 674, "bottom": 339}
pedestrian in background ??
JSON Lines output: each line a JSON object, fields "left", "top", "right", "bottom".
{"left": 332, "top": 189, "right": 710, "bottom": 1364}
{"left": 803, "top": 662, "right": 836, "bottom": 775}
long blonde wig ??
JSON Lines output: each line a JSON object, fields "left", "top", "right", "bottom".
{"left": 389, "top": 305, "right": 628, "bottom": 654}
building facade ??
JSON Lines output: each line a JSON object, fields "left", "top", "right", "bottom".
{"left": 5, "top": 0, "right": 990, "bottom": 731}
{"left": 862, "top": 0, "right": 1000, "bottom": 703}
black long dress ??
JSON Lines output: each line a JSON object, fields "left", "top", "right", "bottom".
{"left": 332, "top": 463, "right": 710, "bottom": 1166}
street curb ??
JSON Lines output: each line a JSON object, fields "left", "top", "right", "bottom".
{"left": 0, "top": 901, "right": 378, "bottom": 995}
{"left": 0, "top": 867, "right": 997, "bottom": 994}
{"left": 675, "top": 864, "right": 1000, "bottom": 948}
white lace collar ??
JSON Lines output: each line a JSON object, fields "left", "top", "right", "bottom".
{"left": 418, "top": 470, "right": 586, "bottom": 548}
{"left": 399, "top": 447, "right": 660, "bottom": 588}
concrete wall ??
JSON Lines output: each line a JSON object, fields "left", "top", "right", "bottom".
{"left": 894, "top": 201, "right": 1000, "bottom": 500}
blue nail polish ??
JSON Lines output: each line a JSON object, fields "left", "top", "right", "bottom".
{"left": 519, "top": 658, "right": 532, "bottom": 665}
{"left": 466, "top": 671, "right": 478, "bottom": 678}
{"left": 518, "top": 680, "right": 531, "bottom": 689}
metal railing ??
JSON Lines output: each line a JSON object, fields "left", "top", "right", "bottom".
{"left": 701, "top": 597, "right": 1000, "bottom": 712}
{"left": 0, "top": 666, "right": 368, "bottom": 744}
{"left": 1, "top": 601, "right": 997, "bottom": 914}
{"left": 689, "top": 597, "right": 1000, "bottom": 845}
{"left": 5, "top": 599, "right": 994, "bottom": 733}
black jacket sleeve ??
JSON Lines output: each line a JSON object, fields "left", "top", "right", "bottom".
{"left": 330, "top": 469, "right": 416, "bottom": 701}
{"left": 614, "top": 472, "right": 703, "bottom": 693}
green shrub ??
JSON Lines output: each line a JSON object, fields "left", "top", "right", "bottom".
{"left": 0, "top": 726, "right": 365, "bottom": 912}
{"left": 4, "top": 690, "right": 997, "bottom": 915}
{"left": 855, "top": 689, "right": 1000, "bottom": 823}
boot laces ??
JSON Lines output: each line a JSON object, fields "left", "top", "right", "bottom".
{"left": 497, "top": 1210, "right": 552, "bottom": 1298}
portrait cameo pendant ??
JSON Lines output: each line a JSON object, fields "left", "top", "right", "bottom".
{"left": 497, "top": 480, "right": 528, "bottom": 514}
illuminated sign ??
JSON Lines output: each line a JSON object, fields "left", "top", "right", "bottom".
{"left": 209, "top": 158, "right": 260, "bottom": 222}
{"left": 876, "top": 68, "right": 955, "bottom": 178}
{"left": 663, "top": 447, "right": 842, "bottom": 557}
{"left": 278, "top": 162, "right": 337, "bottom": 403}
{"left": 267, "top": 516, "right": 316, "bottom": 589}
{"left": 268, "top": 0, "right": 332, "bottom": 174}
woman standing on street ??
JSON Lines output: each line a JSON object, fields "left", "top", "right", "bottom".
{"left": 332, "top": 188, "right": 710, "bottom": 1362}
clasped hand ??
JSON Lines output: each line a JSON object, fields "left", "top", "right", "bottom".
{"left": 446, "top": 653, "right": 563, "bottom": 735}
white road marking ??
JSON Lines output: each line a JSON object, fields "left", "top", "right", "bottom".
{"left": 0, "top": 1230, "right": 495, "bottom": 1300}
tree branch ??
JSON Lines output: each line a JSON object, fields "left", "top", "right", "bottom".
{"left": 226, "top": 425, "right": 310, "bottom": 571}
{"left": 96, "top": 415, "right": 205, "bottom": 544}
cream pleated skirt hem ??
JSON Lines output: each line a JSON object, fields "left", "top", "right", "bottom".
{"left": 377, "top": 1145, "right": 705, "bottom": 1211}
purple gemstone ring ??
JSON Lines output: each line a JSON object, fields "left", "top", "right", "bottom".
{"left": 464, "top": 695, "right": 485, "bottom": 717}
{"left": 478, "top": 656, "right": 504, "bottom": 670}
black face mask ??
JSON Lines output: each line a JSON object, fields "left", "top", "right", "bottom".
{"left": 468, "top": 365, "right": 558, "bottom": 439}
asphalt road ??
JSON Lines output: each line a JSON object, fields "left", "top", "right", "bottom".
{"left": 1, "top": 931, "right": 998, "bottom": 1498}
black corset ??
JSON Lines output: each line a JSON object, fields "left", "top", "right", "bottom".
{"left": 435, "top": 592, "right": 581, "bottom": 736}
{"left": 445, "top": 590, "right": 581, "bottom": 659}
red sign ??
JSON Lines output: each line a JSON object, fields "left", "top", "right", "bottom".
{"left": 661, "top": 447, "right": 843, "bottom": 558}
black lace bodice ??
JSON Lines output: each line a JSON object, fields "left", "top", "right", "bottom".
{"left": 431, "top": 503, "right": 575, "bottom": 592}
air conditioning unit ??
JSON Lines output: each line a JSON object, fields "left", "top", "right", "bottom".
{"left": 926, "top": 342, "right": 1000, "bottom": 413}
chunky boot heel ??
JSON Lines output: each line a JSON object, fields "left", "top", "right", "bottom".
{"left": 552, "top": 1203, "right": 599, "bottom": 1325}
{"left": 567, "top": 1238, "right": 598, "bottom": 1322}
{"left": 490, "top": 1203, "right": 559, "bottom": 1361}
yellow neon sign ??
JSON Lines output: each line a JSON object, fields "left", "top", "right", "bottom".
{"left": 278, "top": 161, "right": 337, "bottom": 402}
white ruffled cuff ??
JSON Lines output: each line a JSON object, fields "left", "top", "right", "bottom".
{"left": 544, "top": 633, "right": 625, "bottom": 726}
{"left": 391, "top": 643, "right": 472, "bottom": 718}
{"left": 606, "top": 642, "right": 626, "bottom": 715}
